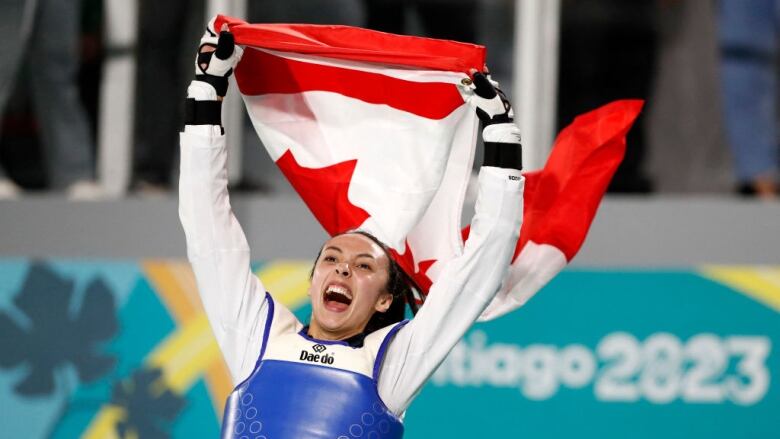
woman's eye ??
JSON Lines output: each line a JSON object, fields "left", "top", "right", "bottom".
{"left": 323, "top": 256, "right": 336, "bottom": 262}
{"left": 357, "top": 263, "right": 372, "bottom": 270}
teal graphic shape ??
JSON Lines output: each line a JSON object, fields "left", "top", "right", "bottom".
{"left": 172, "top": 379, "right": 222, "bottom": 437}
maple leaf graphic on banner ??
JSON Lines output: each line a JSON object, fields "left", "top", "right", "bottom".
{"left": 276, "top": 149, "right": 370, "bottom": 236}
{"left": 0, "top": 263, "right": 117, "bottom": 396}
{"left": 277, "top": 149, "right": 436, "bottom": 296}
{"left": 389, "top": 242, "right": 437, "bottom": 296}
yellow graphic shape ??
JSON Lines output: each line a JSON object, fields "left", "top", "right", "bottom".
{"left": 701, "top": 266, "right": 780, "bottom": 313}
{"left": 144, "top": 261, "right": 233, "bottom": 412}
{"left": 146, "top": 313, "right": 219, "bottom": 391}
{"left": 83, "top": 262, "right": 224, "bottom": 439}
{"left": 256, "top": 260, "right": 312, "bottom": 310}
{"left": 83, "top": 260, "right": 312, "bottom": 438}
{"left": 145, "top": 261, "right": 199, "bottom": 319}
{"left": 83, "top": 315, "right": 218, "bottom": 439}
{"left": 80, "top": 406, "right": 126, "bottom": 439}
{"left": 142, "top": 261, "right": 234, "bottom": 408}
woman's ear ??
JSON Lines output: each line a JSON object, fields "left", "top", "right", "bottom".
{"left": 375, "top": 293, "right": 393, "bottom": 313}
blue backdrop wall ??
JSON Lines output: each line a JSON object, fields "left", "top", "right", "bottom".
{"left": 0, "top": 260, "right": 777, "bottom": 438}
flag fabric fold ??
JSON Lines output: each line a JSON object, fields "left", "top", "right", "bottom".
{"left": 217, "top": 15, "right": 642, "bottom": 321}
{"left": 215, "top": 15, "right": 485, "bottom": 73}
{"left": 478, "top": 99, "right": 644, "bottom": 321}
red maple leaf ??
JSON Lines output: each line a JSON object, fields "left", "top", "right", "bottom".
{"left": 277, "top": 149, "right": 437, "bottom": 297}
{"left": 276, "top": 149, "right": 370, "bottom": 235}
{"left": 389, "top": 241, "right": 436, "bottom": 296}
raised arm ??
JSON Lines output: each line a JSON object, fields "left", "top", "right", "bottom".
{"left": 378, "top": 72, "right": 525, "bottom": 415}
{"left": 178, "top": 22, "right": 266, "bottom": 384}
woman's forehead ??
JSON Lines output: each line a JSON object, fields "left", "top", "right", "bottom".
{"left": 322, "top": 233, "right": 387, "bottom": 259}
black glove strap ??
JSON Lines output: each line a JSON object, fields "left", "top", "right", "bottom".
{"left": 195, "top": 74, "right": 230, "bottom": 97}
{"left": 478, "top": 112, "right": 513, "bottom": 125}
{"left": 184, "top": 98, "right": 222, "bottom": 126}
{"left": 484, "top": 141, "right": 523, "bottom": 171}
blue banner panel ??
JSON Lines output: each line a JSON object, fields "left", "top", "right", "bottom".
{"left": 0, "top": 261, "right": 777, "bottom": 438}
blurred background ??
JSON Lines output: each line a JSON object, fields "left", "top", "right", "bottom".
{"left": 0, "top": 0, "right": 778, "bottom": 437}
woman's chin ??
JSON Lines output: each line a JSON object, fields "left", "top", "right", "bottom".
{"left": 313, "top": 311, "right": 350, "bottom": 334}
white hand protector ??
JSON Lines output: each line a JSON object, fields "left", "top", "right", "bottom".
{"left": 185, "top": 18, "right": 244, "bottom": 127}
{"left": 466, "top": 71, "right": 514, "bottom": 125}
{"left": 193, "top": 18, "right": 244, "bottom": 98}
{"left": 464, "top": 71, "right": 523, "bottom": 169}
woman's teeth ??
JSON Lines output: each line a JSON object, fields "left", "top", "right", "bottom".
{"left": 325, "top": 285, "right": 352, "bottom": 305}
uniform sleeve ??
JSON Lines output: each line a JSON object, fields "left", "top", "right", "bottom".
{"left": 376, "top": 166, "right": 524, "bottom": 416}
{"left": 178, "top": 125, "right": 269, "bottom": 385}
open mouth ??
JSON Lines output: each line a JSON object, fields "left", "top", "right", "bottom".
{"left": 323, "top": 284, "right": 353, "bottom": 312}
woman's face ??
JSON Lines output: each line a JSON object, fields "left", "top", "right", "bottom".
{"left": 308, "top": 233, "right": 393, "bottom": 340}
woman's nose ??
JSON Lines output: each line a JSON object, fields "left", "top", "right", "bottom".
{"left": 335, "top": 263, "right": 351, "bottom": 277}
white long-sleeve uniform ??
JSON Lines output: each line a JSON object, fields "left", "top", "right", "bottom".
{"left": 179, "top": 124, "right": 524, "bottom": 417}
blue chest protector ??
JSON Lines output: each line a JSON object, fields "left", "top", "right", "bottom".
{"left": 220, "top": 294, "right": 407, "bottom": 439}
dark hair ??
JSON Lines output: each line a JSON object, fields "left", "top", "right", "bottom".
{"left": 309, "top": 230, "right": 415, "bottom": 335}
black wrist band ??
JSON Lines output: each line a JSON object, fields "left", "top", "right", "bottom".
{"left": 184, "top": 98, "right": 222, "bottom": 126}
{"left": 483, "top": 141, "right": 523, "bottom": 171}
{"left": 480, "top": 113, "right": 513, "bottom": 126}
{"left": 195, "top": 74, "right": 229, "bottom": 97}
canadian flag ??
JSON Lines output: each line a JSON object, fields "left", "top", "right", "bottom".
{"left": 215, "top": 16, "right": 642, "bottom": 320}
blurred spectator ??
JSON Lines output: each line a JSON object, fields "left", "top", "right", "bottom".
{"left": 363, "top": 0, "right": 477, "bottom": 43}
{"left": 646, "top": 0, "right": 733, "bottom": 193}
{"left": 718, "top": 0, "right": 779, "bottom": 198}
{"left": 78, "top": 0, "right": 104, "bottom": 143}
{"left": 558, "top": 0, "right": 659, "bottom": 193}
{"left": 249, "top": 0, "right": 365, "bottom": 25}
{"left": 132, "top": 0, "right": 203, "bottom": 193}
{"left": 0, "top": 0, "right": 102, "bottom": 199}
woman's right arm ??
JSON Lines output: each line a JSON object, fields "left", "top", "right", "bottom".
{"left": 178, "top": 23, "right": 266, "bottom": 385}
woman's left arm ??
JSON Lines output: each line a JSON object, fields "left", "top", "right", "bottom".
{"left": 379, "top": 166, "right": 523, "bottom": 415}
{"left": 378, "top": 72, "right": 524, "bottom": 415}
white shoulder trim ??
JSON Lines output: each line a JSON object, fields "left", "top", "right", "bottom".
{"left": 266, "top": 293, "right": 304, "bottom": 341}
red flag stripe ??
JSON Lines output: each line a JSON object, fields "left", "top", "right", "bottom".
{"left": 235, "top": 48, "right": 466, "bottom": 120}
{"left": 216, "top": 15, "right": 485, "bottom": 73}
